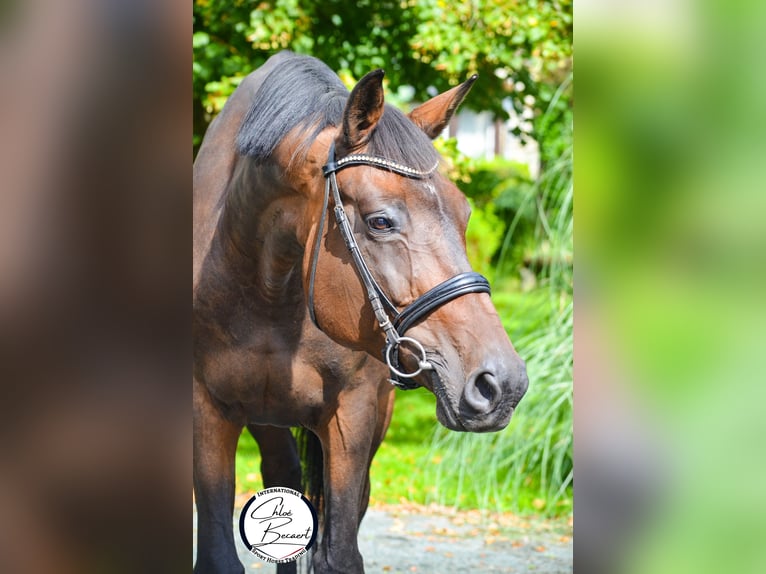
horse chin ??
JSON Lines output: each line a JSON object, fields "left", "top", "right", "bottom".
{"left": 425, "top": 367, "right": 467, "bottom": 432}
{"left": 435, "top": 397, "right": 515, "bottom": 433}
{"left": 435, "top": 401, "right": 467, "bottom": 432}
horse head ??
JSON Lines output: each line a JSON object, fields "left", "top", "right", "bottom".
{"left": 296, "top": 69, "right": 528, "bottom": 432}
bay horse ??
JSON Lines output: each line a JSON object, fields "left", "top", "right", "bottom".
{"left": 193, "top": 51, "right": 528, "bottom": 573}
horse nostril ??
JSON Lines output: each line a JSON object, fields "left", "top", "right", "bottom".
{"left": 476, "top": 373, "right": 497, "bottom": 401}
{"left": 463, "top": 369, "right": 501, "bottom": 414}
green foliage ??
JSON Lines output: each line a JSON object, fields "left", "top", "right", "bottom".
{"left": 193, "top": 0, "right": 572, "bottom": 160}
{"left": 465, "top": 198, "right": 505, "bottom": 282}
{"left": 435, "top": 82, "right": 573, "bottom": 294}
{"left": 459, "top": 155, "right": 537, "bottom": 280}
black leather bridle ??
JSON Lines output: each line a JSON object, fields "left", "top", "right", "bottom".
{"left": 308, "top": 142, "right": 491, "bottom": 389}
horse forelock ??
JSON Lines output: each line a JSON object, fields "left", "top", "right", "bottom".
{"left": 236, "top": 53, "right": 346, "bottom": 161}
{"left": 236, "top": 53, "right": 440, "bottom": 175}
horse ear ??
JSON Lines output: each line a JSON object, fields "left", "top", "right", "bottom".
{"left": 409, "top": 74, "right": 478, "bottom": 139}
{"left": 340, "top": 68, "right": 386, "bottom": 151}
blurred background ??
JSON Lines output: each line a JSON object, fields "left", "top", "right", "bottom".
{"left": 0, "top": 0, "right": 188, "bottom": 572}
{"left": 577, "top": 1, "right": 766, "bottom": 573}
{"left": 193, "top": 0, "right": 574, "bottom": 531}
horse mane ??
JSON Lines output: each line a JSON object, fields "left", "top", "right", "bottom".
{"left": 236, "top": 52, "right": 440, "bottom": 172}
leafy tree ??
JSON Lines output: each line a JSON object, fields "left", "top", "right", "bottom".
{"left": 193, "top": 0, "right": 572, "bottom": 166}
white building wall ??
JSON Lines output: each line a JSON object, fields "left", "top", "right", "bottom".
{"left": 446, "top": 106, "right": 540, "bottom": 179}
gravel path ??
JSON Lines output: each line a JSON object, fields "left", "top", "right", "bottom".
{"left": 194, "top": 502, "right": 572, "bottom": 573}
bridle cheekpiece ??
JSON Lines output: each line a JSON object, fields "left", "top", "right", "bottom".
{"left": 308, "top": 142, "right": 491, "bottom": 389}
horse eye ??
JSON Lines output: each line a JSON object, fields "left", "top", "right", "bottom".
{"left": 367, "top": 216, "right": 393, "bottom": 231}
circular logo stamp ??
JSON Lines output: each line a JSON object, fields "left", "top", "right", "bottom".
{"left": 239, "top": 487, "right": 318, "bottom": 564}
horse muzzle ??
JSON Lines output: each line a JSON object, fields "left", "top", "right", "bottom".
{"left": 431, "top": 356, "right": 529, "bottom": 433}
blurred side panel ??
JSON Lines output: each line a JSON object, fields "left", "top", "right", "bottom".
{"left": 0, "top": 0, "right": 190, "bottom": 572}
{"left": 576, "top": 0, "right": 766, "bottom": 573}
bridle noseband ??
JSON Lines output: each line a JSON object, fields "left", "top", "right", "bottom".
{"left": 308, "top": 142, "right": 491, "bottom": 389}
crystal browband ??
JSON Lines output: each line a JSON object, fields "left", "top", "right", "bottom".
{"left": 323, "top": 153, "right": 439, "bottom": 179}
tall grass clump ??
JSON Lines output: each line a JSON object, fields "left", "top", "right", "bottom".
{"left": 421, "top": 103, "right": 573, "bottom": 516}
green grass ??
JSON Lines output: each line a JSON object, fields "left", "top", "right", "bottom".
{"left": 233, "top": 390, "right": 438, "bottom": 502}
{"left": 421, "top": 299, "right": 573, "bottom": 516}
{"left": 235, "top": 430, "right": 263, "bottom": 493}
{"left": 367, "top": 390, "right": 438, "bottom": 506}
{"left": 233, "top": 390, "right": 439, "bottom": 504}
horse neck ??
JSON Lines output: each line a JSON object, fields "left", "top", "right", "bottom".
{"left": 219, "top": 157, "right": 309, "bottom": 304}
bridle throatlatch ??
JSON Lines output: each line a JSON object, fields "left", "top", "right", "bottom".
{"left": 308, "top": 142, "right": 491, "bottom": 389}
